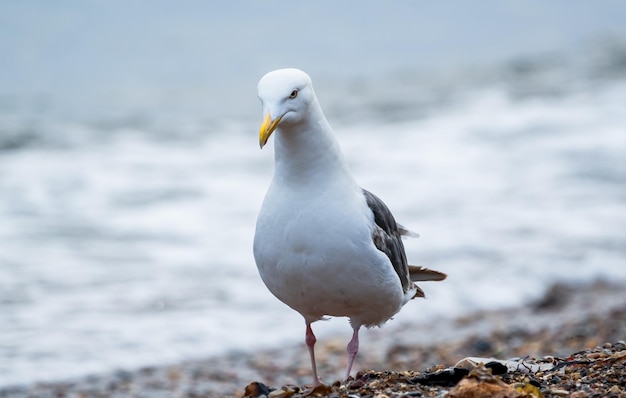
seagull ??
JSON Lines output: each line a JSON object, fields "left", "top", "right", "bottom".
{"left": 253, "top": 68, "right": 446, "bottom": 386}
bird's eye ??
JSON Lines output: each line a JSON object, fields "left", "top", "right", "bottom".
{"left": 289, "top": 89, "right": 298, "bottom": 99}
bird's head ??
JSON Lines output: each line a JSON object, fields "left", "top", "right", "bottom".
{"left": 257, "top": 68, "right": 315, "bottom": 148}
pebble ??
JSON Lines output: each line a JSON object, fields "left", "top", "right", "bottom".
{"left": 267, "top": 389, "right": 290, "bottom": 398}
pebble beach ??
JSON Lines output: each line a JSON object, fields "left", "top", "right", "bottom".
{"left": 2, "top": 280, "right": 624, "bottom": 397}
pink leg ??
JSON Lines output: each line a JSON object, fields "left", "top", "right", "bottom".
{"left": 305, "top": 322, "right": 322, "bottom": 387}
{"left": 344, "top": 326, "right": 360, "bottom": 381}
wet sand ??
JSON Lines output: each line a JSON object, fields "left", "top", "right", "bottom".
{"left": 2, "top": 281, "right": 625, "bottom": 397}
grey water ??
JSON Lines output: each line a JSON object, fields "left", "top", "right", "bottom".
{"left": 1, "top": 1, "right": 626, "bottom": 387}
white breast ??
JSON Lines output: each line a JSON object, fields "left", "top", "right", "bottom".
{"left": 253, "top": 176, "right": 407, "bottom": 327}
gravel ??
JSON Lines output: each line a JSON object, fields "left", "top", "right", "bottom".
{"left": 2, "top": 281, "right": 625, "bottom": 398}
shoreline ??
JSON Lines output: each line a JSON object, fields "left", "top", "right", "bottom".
{"left": 2, "top": 280, "right": 625, "bottom": 397}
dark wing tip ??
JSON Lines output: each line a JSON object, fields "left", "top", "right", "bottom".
{"left": 408, "top": 265, "right": 447, "bottom": 282}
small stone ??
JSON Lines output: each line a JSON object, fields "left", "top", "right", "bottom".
{"left": 348, "top": 379, "right": 365, "bottom": 389}
{"left": 613, "top": 350, "right": 626, "bottom": 360}
{"left": 412, "top": 367, "right": 469, "bottom": 387}
{"left": 167, "top": 367, "right": 182, "bottom": 382}
{"left": 484, "top": 361, "right": 508, "bottom": 375}
{"left": 113, "top": 370, "right": 133, "bottom": 383}
{"left": 548, "top": 389, "right": 570, "bottom": 396}
{"left": 306, "top": 384, "right": 333, "bottom": 396}
{"left": 243, "top": 381, "right": 272, "bottom": 398}
{"left": 268, "top": 389, "right": 291, "bottom": 398}
{"left": 283, "top": 385, "right": 299, "bottom": 393}
{"left": 513, "top": 382, "right": 544, "bottom": 397}
{"left": 588, "top": 351, "right": 609, "bottom": 359}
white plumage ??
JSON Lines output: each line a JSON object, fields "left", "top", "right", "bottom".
{"left": 253, "top": 68, "right": 445, "bottom": 386}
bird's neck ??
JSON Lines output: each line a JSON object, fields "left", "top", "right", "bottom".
{"left": 273, "top": 107, "right": 353, "bottom": 186}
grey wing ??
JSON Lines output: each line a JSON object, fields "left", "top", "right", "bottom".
{"left": 362, "top": 189, "right": 413, "bottom": 294}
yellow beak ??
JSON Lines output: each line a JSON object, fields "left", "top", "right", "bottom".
{"left": 259, "top": 112, "right": 283, "bottom": 148}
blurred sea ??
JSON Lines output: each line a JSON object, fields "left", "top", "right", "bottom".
{"left": 1, "top": 2, "right": 626, "bottom": 387}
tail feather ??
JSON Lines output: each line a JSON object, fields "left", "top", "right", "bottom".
{"left": 413, "top": 285, "right": 426, "bottom": 298}
{"left": 409, "top": 265, "right": 447, "bottom": 282}
{"left": 398, "top": 224, "right": 419, "bottom": 239}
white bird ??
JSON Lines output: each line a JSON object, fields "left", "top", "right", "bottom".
{"left": 253, "top": 68, "right": 446, "bottom": 386}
